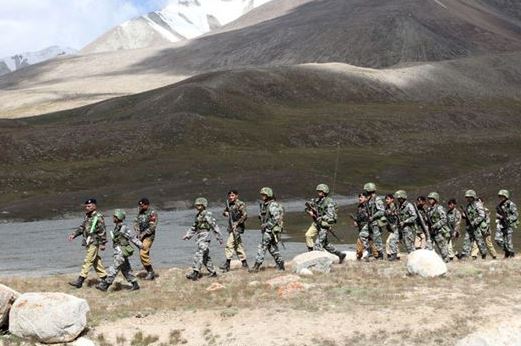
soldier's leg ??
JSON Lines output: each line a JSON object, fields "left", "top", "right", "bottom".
{"left": 224, "top": 233, "right": 235, "bottom": 260}
{"left": 495, "top": 228, "right": 505, "bottom": 251}
{"left": 121, "top": 257, "right": 137, "bottom": 283}
{"left": 446, "top": 233, "right": 455, "bottom": 259}
{"left": 471, "top": 241, "right": 479, "bottom": 258}
{"left": 235, "top": 234, "right": 247, "bottom": 261}
{"left": 93, "top": 247, "right": 107, "bottom": 278}
{"left": 254, "top": 232, "right": 271, "bottom": 265}
{"left": 370, "top": 241, "right": 379, "bottom": 257}
{"left": 313, "top": 227, "right": 325, "bottom": 251}
{"left": 305, "top": 223, "right": 318, "bottom": 250}
{"left": 79, "top": 244, "right": 98, "bottom": 278}
{"left": 433, "top": 233, "right": 449, "bottom": 261}
{"left": 473, "top": 229, "right": 488, "bottom": 256}
{"left": 505, "top": 228, "right": 515, "bottom": 256}
{"left": 192, "top": 240, "right": 205, "bottom": 273}
{"left": 267, "top": 233, "right": 283, "bottom": 266}
{"left": 140, "top": 238, "right": 154, "bottom": 268}
{"left": 356, "top": 238, "right": 364, "bottom": 259}
{"left": 485, "top": 234, "right": 497, "bottom": 258}
{"left": 370, "top": 224, "right": 384, "bottom": 254}
{"left": 105, "top": 253, "right": 125, "bottom": 285}
{"left": 200, "top": 242, "right": 215, "bottom": 273}
{"left": 387, "top": 232, "right": 399, "bottom": 258}
{"left": 461, "top": 230, "right": 472, "bottom": 257}
{"left": 358, "top": 225, "right": 370, "bottom": 254}
{"left": 402, "top": 228, "right": 415, "bottom": 253}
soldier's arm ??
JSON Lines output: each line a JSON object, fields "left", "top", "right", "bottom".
{"left": 72, "top": 221, "right": 85, "bottom": 238}
{"left": 507, "top": 202, "right": 518, "bottom": 224}
{"left": 236, "top": 202, "right": 248, "bottom": 224}
{"left": 96, "top": 216, "right": 108, "bottom": 245}
{"left": 122, "top": 225, "right": 143, "bottom": 249}
{"left": 432, "top": 207, "right": 448, "bottom": 230}
{"left": 266, "top": 203, "right": 282, "bottom": 230}
{"left": 321, "top": 200, "right": 337, "bottom": 225}
{"left": 206, "top": 212, "right": 223, "bottom": 242}
{"left": 402, "top": 205, "right": 417, "bottom": 225}
{"left": 371, "top": 198, "right": 385, "bottom": 219}
{"left": 141, "top": 211, "right": 158, "bottom": 237}
{"left": 472, "top": 204, "right": 486, "bottom": 227}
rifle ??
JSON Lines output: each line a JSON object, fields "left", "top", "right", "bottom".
{"left": 413, "top": 205, "right": 432, "bottom": 246}
{"left": 496, "top": 204, "right": 509, "bottom": 230}
{"left": 225, "top": 200, "right": 239, "bottom": 250}
{"left": 305, "top": 201, "right": 342, "bottom": 241}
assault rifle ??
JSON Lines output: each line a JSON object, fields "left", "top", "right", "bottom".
{"left": 496, "top": 204, "right": 509, "bottom": 230}
{"left": 305, "top": 201, "right": 342, "bottom": 242}
{"left": 413, "top": 205, "right": 432, "bottom": 248}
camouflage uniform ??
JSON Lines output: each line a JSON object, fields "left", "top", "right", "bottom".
{"left": 72, "top": 210, "right": 108, "bottom": 279}
{"left": 104, "top": 223, "right": 143, "bottom": 286}
{"left": 415, "top": 206, "right": 429, "bottom": 249}
{"left": 397, "top": 201, "right": 417, "bottom": 253}
{"left": 134, "top": 209, "right": 158, "bottom": 270}
{"left": 471, "top": 204, "right": 497, "bottom": 258}
{"left": 254, "top": 199, "right": 285, "bottom": 268}
{"left": 447, "top": 207, "right": 462, "bottom": 259}
{"left": 461, "top": 200, "right": 488, "bottom": 257}
{"left": 185, "top": 209, "right": 223, "bottom": 274}
{"left": 495, "top": 199, "right": 518, "bottom": 256}
{"left": 223, "top": 199, "right": 248, "bottom": 261}
{"left": 362, "top": 194, "right": 385, "bottom": 256}
{"left": 426, "top": 204, "right": 450, "bottom": 261}
{"left": 385, "top": 202, "right": 400, "bottom": 259}
{"left": 312, "top": 196, "right": 344, "bottom": 261}
{"left": 354, "top": 202, "right": 378, "bottom": 259}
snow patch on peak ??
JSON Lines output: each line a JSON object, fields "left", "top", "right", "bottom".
{"left": 0, "top": 46, "right": 77, "bottom": 76}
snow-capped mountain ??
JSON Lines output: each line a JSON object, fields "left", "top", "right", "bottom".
{"left": 82, "top": 0, "right": 273, "bottom": 54}
{"left": 0, "top": 46, "right": 77, "bottom": 76}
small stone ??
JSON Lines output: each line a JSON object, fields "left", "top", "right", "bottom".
{"left": 206, "top": 282, "right": 225, "bottom": 292}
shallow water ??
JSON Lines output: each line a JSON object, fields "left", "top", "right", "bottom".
{"left": 0, "top": 197, "right": 356, "bottom": 277}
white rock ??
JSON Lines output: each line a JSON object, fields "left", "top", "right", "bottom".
{"left": 9, "top": 292, "right": 90, "bottom": 343}
{"left": 342, "top": 251, "right": 358, "bottom": 261}
{"left": 248, "top": 281, "right": 261, "bottom": 287}
{"left": 71, "top": 337, "right": 96, "bottom": 346}
{"left": 406, "top": 249, "right": 447, "bottom": 278}
{"left": 266, "top": 275, "right": 301, "bottom": 288}
{"left": 456, "top": 321, "right": 521, "bottom": 346}
{"left": 292, "top": 251, "right": 334, "bottom": 274}
{"left": 298, "top": 268, "right": 314, "bottom": 277}
{"left": 0, "top": 284, "right": 20, "bottom": 328}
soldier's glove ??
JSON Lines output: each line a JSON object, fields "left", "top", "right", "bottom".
{"left": 67, "top": 234, "right": 75, "bottom": 241}
{"left": 182, "top": 235, "right": 190, "bottom": 240}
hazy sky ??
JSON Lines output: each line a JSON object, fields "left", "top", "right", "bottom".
{"left": 0, "top": 0, "right": 168, "bottom": 57}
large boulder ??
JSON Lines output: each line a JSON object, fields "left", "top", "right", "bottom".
{"left": 456, "top": 321, "right": 521, "bottom": 346}
{"left": 292, "top": 251, "right": 334, "bottom": 274}
{"left": 9, "top": 292, "right": 89, "bottom": 343}
{"left": 0, "top": 284, "right": 20, "bottom": 328}
{"left": 407, "top": 249, "right": 447, "bottom": 278}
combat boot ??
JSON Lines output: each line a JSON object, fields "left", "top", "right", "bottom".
{"left": 337, "top": 251, "right": 346, "bottom": 264}
{"left": 130, "top": 281, "right": 140, "bottom": 291}
{"left": 219, "top": 259, "right": 231, "bottom": 272}
{"left": 249, "top": 262, "right": 261, "bottom": 273}
{"left": 185, "top": 271, "right": 200, "bottom": 281}
{"left": 388, "top": 253, "right": 398, "bottom": 262}
{"left": 277, "top": 261, "right": 285, "bottom": 272}
{"left": 307, "top": 247, "right": 314, "bottom": 252}
{"left": 208, "top": 271, "right": 218, "bottom": 278}
{"left": 376, "top": 251, "right": 385, "bottom": 260}
{"left": 68, "top": 276, "right": 85, "bottom": 289}
{"left": 241, "top": 260, "right": 249, "bottom": 270}
{"left": 481, "top": 254, "right": 487, "bottom": 260}
{"left": 144, "top": 265, "right": 155, "bottom": 280}
{"left": 95, "top": 280, "right": 110, "bottom": 292}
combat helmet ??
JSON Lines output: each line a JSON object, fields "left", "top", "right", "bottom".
{"left": 427, "top": 192, "right": 440, "bottom": 202}
{"left": 260, "top": 187, "right": 274, "bottom": 198}
{"left": 194, "top": 197, "right": 208, "bottom": 208}
{"left": 464, "top": 190, "right": 477, "bottom": 198}
{"left": 316, "top": 184, "right": 330, "bottom": 194}
{"left": 395, "top": 190, "right": 407, "bottom": 199}
{"left": 498, "top": 189, "right": 510, "bottom": 199}
{"left": 364, "top": 182, "right": 376, "bottom": 192}
{"left": 113, "top": 209, "right": 126, "bottom": 221}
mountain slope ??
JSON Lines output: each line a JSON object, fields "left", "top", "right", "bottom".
{"left": 82, "top": 0, "right": 272, "bottom": 53}
{"left": 0, "top": 46, "right": 77, "bottom": 77}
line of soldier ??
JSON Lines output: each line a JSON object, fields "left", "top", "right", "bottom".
{"left": 66, "top": 183, "right": 518, "bottom": 290}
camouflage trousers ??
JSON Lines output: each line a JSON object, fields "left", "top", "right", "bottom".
{"left": 431, "top": 232, "right": 449, "bottom": 261}
{"left": 359, "top": 223, "right": 383, "bottom": 254}
{"left": 399, "top": 226, "right": 416, "bottom": 253}
{"left": 472, "top": 234, "right": 497, "bottom": 258}
{"left": 192, "top": 240, "right": 216, "bottom": 273}
{"left": 495, "top": 227, "right": 515, "bottom": 254}
{"left": 461, "top": 227, "right": 487, "bottom": 257}
{"left": 224, "top": 232, "right": 247, "bottom": 261}
{"left": 105, "top": 251, "right": 137, "bottom": 285}
{"left": 314, "top": 228, "right": 340, "bottom": 256}
{"left": 254, "top": 231, "right": 283, "bottom": 265}
{"left": 79, "top": 244, "right": 107, "bottom": 278}
{"left": 386, "top": 225, "right": 399, "bottom": 256}
{"left": 305, "top": 223, "right": 318, "bottom": 248}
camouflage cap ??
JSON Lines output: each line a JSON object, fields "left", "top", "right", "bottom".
{"left": 194, "top": 197, "right": 208, "bottom": 208}
{"left": 427, "top": 192, "right": 440, "bottom": 202}
{"left": 260, "top": 187, "right": 274, "bottom": 198}
{"left": 395, "top": 190, "right": 407, "bottom": 199}
{"left": 464, "top": 190, "right": 477, "bottom": 198}
{"left": 498, "top": 189, "right": 510, "bottom": 199}
{"left": 364, "top": 182, "right": 376, "bottom": 192}
{"left": 316, "top": 184, "right": 330, "bottom": 194}
{"left": 113, "top": 209, "right": 126, "bottom": 221}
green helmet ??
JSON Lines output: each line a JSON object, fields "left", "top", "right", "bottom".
{"left": 498, "top": 189, "right": 510, "bottom": 199}
{"left": 260, "top": 187, "right": 274, "bottom": 198}
{"left": 464, "top": 190, "right": 477, "bottom": 198}
{"left": 427, "top": 192, "right": 440, "bottom": 202}
{"left": 364, "top": 182, "right": 376, "bottom": 192}
{"left": 194, "top": 197, "right": 208, "bottom": 208}
{"left": 113, "top": 209, "right": 126, "bottom": 221}
{"left": 395, "top": 190, "right": 407, "bottom": 199}
{"left": 316, "top": 184, "right": 330, "bottom": 194}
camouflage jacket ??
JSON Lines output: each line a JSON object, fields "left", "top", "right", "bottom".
{"left": 426, "top": 204, "right": 451, "bottom": 236}
{"left": 384, "top": 202, "right": 399, "bottom": 226}
{"left": 447, "top": 207, "right": 462, "bottom": 234}
{"left": 73, "top": 210, "right": 107, "bottom": 246}
{"left": 185, "top": 209, "right": 223, "bottom": 243}
{"left": 223, "top": 199, "right": 248, "bottom": 233}
{"left": 496, "top": 200, "right": 519, "bottom": 229}
{"left": 134, "top": 209, "right": 158, "bottom": 241}
{"left": 354, "top": 202, "right": 370, "bottom": 231}
{"left": 398, "top": 201, "right": 418, "bottom": 229}
{"left": 367, "top": 194, "right": 385, "bottom": 226}
{"left": 259, "top": 200, "right": 284, "bottom": 233}
{"left": 311, "top": 196, "right": 337, "bottom": 227}
{"left": 111, "top": 223, "right": 142, "bottom": 257}
{"left": 465, "top": 200, "right": 487, "bottom": 231}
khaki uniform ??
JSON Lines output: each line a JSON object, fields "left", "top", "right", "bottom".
{"left": 223, "top": 199, "right": 248, "bottom": 261}
{"left": 72, "top": 210, "right": 107, "bottom": 279}
{"left": 134, "top": 209, "right": 158, "bottom": 267}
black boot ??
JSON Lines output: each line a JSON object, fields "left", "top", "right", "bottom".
{"left": 510, "top": 252, "right": 515, "bottom": 258}
{"left": 337, "top": 251, "right": 346, "bottom": 264}
{"left": 130, "top": 281, "right": 140, "bottom": 291}
{"left": 388, "top": 254, "right": 398, "bottom": 262}
{"left": 249, "top": 262, "right": 261, "bottom": 273}
{"left": 208, "top": 271, "right": 218, "bottom": 278}
{"left": 95, "top": 280, "right": 110, "bottom": 292}
{"left": 307, "top": 247, "right": 314, "bottom": 252}
{"left": 219, "top": 259, "right": 231, "bottom": 272}
{"left": 144, "top": 265, "right": 155, "bottom": 280}
{"left": 277, "top": 261, "right": 285, "bottom": 272}
{"left": 185, "top": 271, "right": 200, "bottom": 281}
{"left": 241, "top": 260, "right": 249, "bottom": 270}
{"left": 376, "top": 251, "right": 385, "bottom": 260}
{"left": 482, "top": 254, "right": 487, "bottom": 260}
{"left": 68, "top": 276, "right": 85, "bottom": 288}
